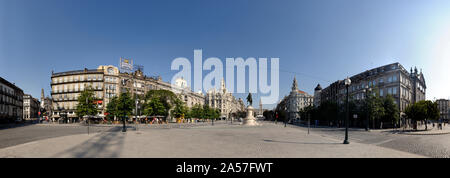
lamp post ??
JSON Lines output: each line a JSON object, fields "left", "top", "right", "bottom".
{"left": 343, "top": 77, "right": 351, "bottom": 144}
{"left": 135, "top": 98, "right": 139, "bottom": 131}
{"left": 363, "top": 86, "right": 372, "bottom": 131}
{"left": 284, "top": 106, "right": 287, "bottom": 127}
{"left": 122, "top": 116, "right": 127, "bottom": 132}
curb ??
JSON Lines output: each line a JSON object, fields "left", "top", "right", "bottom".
{"left": 397, "top": 131, "right": 450, "bottom": 136}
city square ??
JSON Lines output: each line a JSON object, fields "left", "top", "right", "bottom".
{"left": 1, "top": 121, "right": 450, "bottom": 158}
{"left": 1, "top": 0, "right": 450, "bottom": 161}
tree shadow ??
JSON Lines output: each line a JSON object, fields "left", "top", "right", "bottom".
{"left": 51, "top": 126, "right": 125, "bottom": 158}
{"left": 263, "top": 139, "right": 340, "bottom": 145}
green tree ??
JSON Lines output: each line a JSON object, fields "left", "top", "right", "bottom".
{"left": 116, "top": 91, "right": 135, "bottom": 120}
{"left": 189, "top": 104, "right": 204, "bottom": 119}
{"left": 143, "top": 90, "right": 182, "bottom": 122}
{"left": 171, "top": 99, "right": 188, "bottom": 118}
{"left": 426, "top": 101, "right": 440, "bottom": 124}
{"left": 142, "top": 97, "right": 165, "bottom": 116}
{"left": 381, "top": 95, "right": 400, "bottom": 127}
{"left": 106, "top": 96, "right": 119, "bottom": 121}
{"left": 366, "top": 92, "right": 385, "bottom": 128}
{"left": 76, "top": 87, "right": 97, "bottom": 118}
{"left": 405, "top": 101, "right": 427, "bottom": 130}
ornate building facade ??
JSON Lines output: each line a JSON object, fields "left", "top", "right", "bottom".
{"left": 50, "top": 64, "right": 205, "bottom": 120}
{"left": 23, "top": 94, "right": 40, "bottom": 120}
{"left": 318, "top": 62, "right": 426, "bottom": 114}
{"left": 205, "top": 79, "right": 245, "bottom": 120}
{"left": 0, "top": 77, "right": 24, "bottom": 123}
{"left": 282, "top": 77, "right": 314, "bottom": 122}
{"left": 51, "top": 67, "right": 106, "bottom": 120}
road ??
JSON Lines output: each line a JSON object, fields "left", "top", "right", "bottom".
{"left": 0, "top": 121, "right": 227, "bottom": 149}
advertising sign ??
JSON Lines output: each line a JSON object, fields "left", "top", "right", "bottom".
{"left": 119, "top": 57, "right": 133, "bottom": 73}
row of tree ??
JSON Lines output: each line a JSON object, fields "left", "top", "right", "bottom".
{"left": 75, "top": 87, "right": 223, "bottom": 123}
{"left": 271, "top": 92, "right": 440, "bottom": 130}
{"left": 296, "top": 94, "right": 401, "bottom": 129}
{"left": 404, "top": 100, "right": 440, "bottom": 130}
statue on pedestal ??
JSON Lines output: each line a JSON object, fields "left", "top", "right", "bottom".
{"left": 242, "top": 93, "right": 259, "bottom": 126}
{"left": 246, "top": 93, "right": 253, "bottom": 106}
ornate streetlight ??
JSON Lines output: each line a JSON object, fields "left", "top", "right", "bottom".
{"left": 343, "top": 77, "right": 351, "bottom": 144}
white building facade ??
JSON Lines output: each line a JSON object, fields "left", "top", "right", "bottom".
{"left": 286, "top": 77, "right": 314, "bottom": 122}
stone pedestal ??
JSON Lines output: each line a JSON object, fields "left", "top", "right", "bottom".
{"left": 242, "top": 106, "right": 259, "bottom": 126}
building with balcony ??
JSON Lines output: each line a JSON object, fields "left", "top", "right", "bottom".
{"left": 317, "top": 62, "right": 426, "bottom": 114}
{"left": 50, "top": 64, "right": 206, "bottom": 121}
{"left": 23, "top": 94, "right": 40, "bottom": 120}
{"left": 51, "top": 68, "right": 106, "bottom": 120}
{"left": 279, "top": 77, "right": 314, "bottom": 122}
{"left": 0, "top": 77, "right": 24, "bottom": 123}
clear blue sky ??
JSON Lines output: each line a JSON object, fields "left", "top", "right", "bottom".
{"left": 1, "top": 0, "right": 450, "bottom": 109}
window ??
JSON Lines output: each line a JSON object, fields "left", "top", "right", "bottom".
{"left": 380, "top": 89, "right": 384, "bottom": 96}
{"left": 393, "top": 87, "right": 397, "bottom": 95}
{"left": 393, "top": 75, "right": 398, "bottom": 82}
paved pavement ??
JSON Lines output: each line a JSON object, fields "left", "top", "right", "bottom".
{"left": 0, "top": 121, "right": 230, "bottom": 149}
{"left": 290, "top": 122, "right": 450, "bottom": 158}
{"left": 0, "top": 122, "right": 423, "bottom": 158}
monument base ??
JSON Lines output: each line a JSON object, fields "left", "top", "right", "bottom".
{"left": 242, "top": 106, "right": 260, "bottom": 126}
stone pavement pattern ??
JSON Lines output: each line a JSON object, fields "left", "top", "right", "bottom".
{"left": 0, "top": 123, "right": 423, "bottom": 158}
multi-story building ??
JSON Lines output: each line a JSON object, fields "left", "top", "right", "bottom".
{"left": 50, "top": 64, "right": 206, "bottom": 121}
{"left": 281, "top": 77, "right": 314, "bottom": 121}
{"left": 0, "top": 77, "right": 24, "bottom": 123}
{"left": 23, "top": 94, "right": 40, "bottom": 120}
{"left": 205, "top": 79, "right": 245, "bottom": 119}
{"left": 51, "top": 67, "right": 107, "bottom": 121}
{"left": 436, "top": 99, "right": 449, "bottom": 122}
{"left": 318, "top": 62, "right": 426, "bottom": 113}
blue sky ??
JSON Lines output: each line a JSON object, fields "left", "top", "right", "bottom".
{"left": 1, "top": 0, "right": 450, "bottom": 109}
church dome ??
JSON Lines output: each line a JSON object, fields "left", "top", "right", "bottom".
{"left": 314, "top": 84, "right": 322, "bottom": 91}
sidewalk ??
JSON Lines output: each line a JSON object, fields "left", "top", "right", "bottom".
{"left": 289, "top": 121, "right": 450, "bottom": 136}
{"left": 393, "top": 125, "right": 450, "bottom": 135}
{"left": 0, "top": 123, "right": 424, "bottom": 158}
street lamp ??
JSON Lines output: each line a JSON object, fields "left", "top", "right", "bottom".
{"left": 135, "top": 97, "right": 139, "bottom": 131}
{"left": 122, "top": 116, "right": 127, "bottom": 132}
{"left": 284, "top": 106, "right": 287, "bottom": 127}
{"left": 363, "top": 86, "right": 372, "bottom": 131}
{"left": 343, "top": 77, "right": 351, "bottom": 144}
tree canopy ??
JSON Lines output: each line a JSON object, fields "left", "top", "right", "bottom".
{"left": 76, "top": 87, "right": 97, "bottom": 117}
